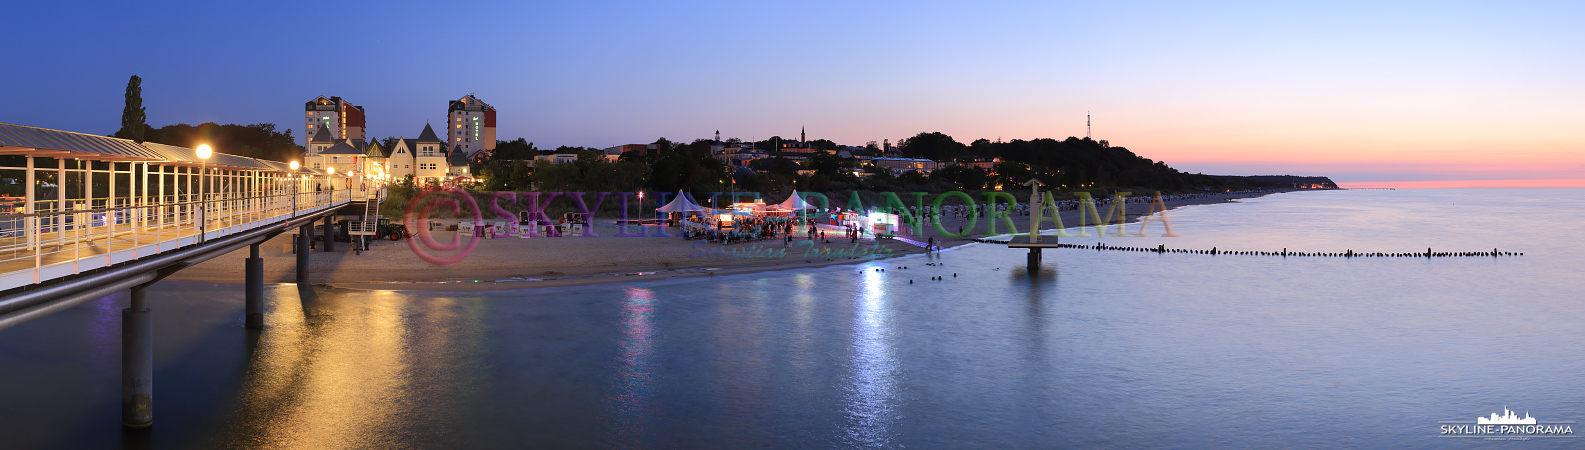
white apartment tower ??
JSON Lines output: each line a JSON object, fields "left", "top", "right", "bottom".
{"left": 448, "top": 94, "right": 496, "bottom": 159}
{"left": 303, "top": 96, "right": 366, "bottom": 147}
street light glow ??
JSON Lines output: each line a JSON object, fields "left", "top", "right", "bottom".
{"left": 196, "top": 144, "right": 212, "bottom": 160}
{"left": 328, "top": 167, "right": 335, "bottom": 175}
{"left": 289, "top": 160, "right": 299, "bottom": 170}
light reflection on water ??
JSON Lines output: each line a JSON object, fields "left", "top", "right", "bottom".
{"left": 603, "top": 287, "right": 657, "bottom": 449}
{"left": 843, "top": 266, "right": 900, "bottom": 448}
{"left": 0, "top": 189, "right": 1582, "bottom": 449}
{"left": 223, "top": 287, "right": 417, "bottom": 449}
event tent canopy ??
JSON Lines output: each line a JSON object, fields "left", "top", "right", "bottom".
{"left": 776, "top": 190, "right": 818, "bottom": 210}
{"left": 656, "top": 190, "right": 706, "bottom": 212}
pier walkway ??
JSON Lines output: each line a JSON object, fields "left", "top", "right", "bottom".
{"left": 0, "top": 122, "right": 389, "bottom": 428}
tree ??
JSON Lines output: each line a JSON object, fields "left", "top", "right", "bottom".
{"left": 493, "top": 138, "right": 537, "bottom": 160}
{"left": 899, "top": 131, "right": 964, "bottom": 162}
{"left": 116, "top": 75, "right": 147, "bottom": 143}
{"left": 930, "top": 165, "right": 988, "bottom": 190}
{"left": 143, "top": 122, "right": 300, "bottom": 162}
{"left": 651, "top": 137, "right": 675, "bottom": 154}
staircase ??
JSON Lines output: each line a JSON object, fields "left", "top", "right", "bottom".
{"left": 348, "top": 189, "right": 383, "bottom": 252}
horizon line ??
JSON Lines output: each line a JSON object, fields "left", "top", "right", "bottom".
{"left": 1337, "top": 179, "right": 1585, "bottom": 189}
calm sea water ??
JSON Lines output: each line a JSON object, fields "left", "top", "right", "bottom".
{"left": 1, "top": 189, "right": 1581, "bottom": 449}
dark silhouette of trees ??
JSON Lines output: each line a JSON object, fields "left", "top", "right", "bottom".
{"left": 899, "top": 132, "right": 964, "bottom": 162}
{"left": 141, "top": 123, "right": 299, "bottom": 162}
{"left": 115, "top": 75, "right": 147, "bottom": 143}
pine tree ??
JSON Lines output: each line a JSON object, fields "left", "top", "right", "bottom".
{"left": 117, "top": 75, "right": 147, "bottom": 143}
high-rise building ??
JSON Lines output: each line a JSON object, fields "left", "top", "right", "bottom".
{"left": 448, "top": 95, "right": 496, "bottom": 159}
{"left": 303, "top": 96, "right": 365, "bottom": 147}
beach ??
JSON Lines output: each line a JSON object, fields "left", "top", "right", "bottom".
{"left": 167, "top": 190, "right": 1284, "bottom": 290}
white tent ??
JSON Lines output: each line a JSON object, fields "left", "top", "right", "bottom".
{"left": 776, "top": 190, "right": 818, "bottom": 210}
{"left": 656, "top": 190, "right": 706, "bottom": 212}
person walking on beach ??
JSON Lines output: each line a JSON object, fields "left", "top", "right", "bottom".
{"left": 928, "top": 236, "right": 935, "bottom": 253}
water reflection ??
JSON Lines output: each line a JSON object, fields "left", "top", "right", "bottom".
{"left": 222, "top": 285, "right": 415, "bottom": 448}
{"left": 604, "top": 287, "right": 658, "bottom": 449}
{"left": 843, "top": 266, "right": 900, "bottom": 447}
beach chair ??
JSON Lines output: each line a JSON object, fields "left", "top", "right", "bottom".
{"left": 492, "top": 221, "right": 505, "bottom": 238}
{"left": 509, "top": 222, "right": 524, "bottom": 238}
{"left": 458, "top": 221, "right": 474, "bottom": 238}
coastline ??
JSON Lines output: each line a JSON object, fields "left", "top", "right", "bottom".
{"left": 165, "top": 190, "right": 1291, "bottom": 291}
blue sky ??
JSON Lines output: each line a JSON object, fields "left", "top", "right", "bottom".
{"left": 3, "top": 1, "right": 1581, "bottom": 184}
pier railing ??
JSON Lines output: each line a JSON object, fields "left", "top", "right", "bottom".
{"left": 0, "top": 188, "right": 357, "bottom": 291}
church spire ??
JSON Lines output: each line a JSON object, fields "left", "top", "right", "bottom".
{"left": 800, "top": 126, "right": 805, "bottom": 143}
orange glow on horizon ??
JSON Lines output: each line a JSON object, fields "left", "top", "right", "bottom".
{"left": 1338, "top": 179, "right": 1585, "bottom": 189}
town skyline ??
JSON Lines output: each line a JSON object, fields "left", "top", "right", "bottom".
{"left": 4, "top": 1, "right": 1581, "bottom": 187}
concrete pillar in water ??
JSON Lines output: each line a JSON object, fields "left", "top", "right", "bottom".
{"left": 297, "top": 224, "right": 311, "bottom": 283}
{"left": 122, "top": 286, "right": 154, "bottom": 428}
{"left": 1027, "top": 247, "right": 1041, "bottom": 270}
{"left": 245, "top": 243, "right": 264, "bottom": 328}
{"left": 322, "top": 215, "right": 335, "bottom": 252}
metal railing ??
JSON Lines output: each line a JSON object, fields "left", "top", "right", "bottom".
{"left": 0, "top": 187, "right": 360, "bottom": 290}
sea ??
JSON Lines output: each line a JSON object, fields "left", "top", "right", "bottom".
{"left": 0, "top": 188, "right": 1581, "bottom": 449}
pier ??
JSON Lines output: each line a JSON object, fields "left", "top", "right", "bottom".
{"left": 0, "top": 122, "right": 384, "bottom": 427}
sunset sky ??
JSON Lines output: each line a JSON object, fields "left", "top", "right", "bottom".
{"left": 4, "top": 1, "right": 1580, "bottom": 187}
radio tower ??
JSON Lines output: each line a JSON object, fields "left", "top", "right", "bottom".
{"left": 1087, "top": 112, "right": 1091, "bottom": 139}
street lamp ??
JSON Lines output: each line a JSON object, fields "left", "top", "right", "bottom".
{"left": 289, "top": 161, "right": 300, "bottom": 212}
{"left": 196, "top": 144, "right": 212, "bottom": 243}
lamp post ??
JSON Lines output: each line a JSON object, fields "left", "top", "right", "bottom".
{"left": 289, "top": 161, "right": 300, "bottom": 215}
{"left": 196, "top": 144, "right": 212, "bottom": 243}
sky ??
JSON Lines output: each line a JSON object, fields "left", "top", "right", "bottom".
{"left": 3, "top": 0, "right": 1581, "bottom": 187}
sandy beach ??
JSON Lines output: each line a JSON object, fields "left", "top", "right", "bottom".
{"left": 166, "top": 190, "right": 1285, "bottom": 290}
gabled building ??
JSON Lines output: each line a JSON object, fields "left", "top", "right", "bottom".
{"left": 305, "top": 126, "right": 336, "bottom": 158}
{"left": 306, "top": 141, "right": 364, "bottom": 176}
{"left": 447, "top": 145, "right": 471, "bottom": 179}
{"left": 413, "top": 124, "right": 450, "bottom": 182}
{"left": 388, "top": 138, "right": 417, "bottom": 178}
{"left": 303, "top": 96, "right": 365, "bottom": 147}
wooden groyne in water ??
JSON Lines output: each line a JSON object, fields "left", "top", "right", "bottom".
{"left": 1028, "top": 242, "right": 1520, "bottom": 258}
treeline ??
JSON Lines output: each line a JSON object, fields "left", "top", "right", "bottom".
{"left": 902, "top": 132, "right": 1197, "bottom": 190}
{"left": 115, "top": 122, "right": 302, "bottom": 163}
{"left": 465, "top": 131, "right": 1340, "bottom": 202}
{"left": 470, "top": 138, "right": 735, "bottom": 196}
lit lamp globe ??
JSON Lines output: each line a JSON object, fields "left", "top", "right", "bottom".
{"left": 196, "top": 144, "right": 212, "bottom": 160}
{"left": 328, "top": 167, "right": 335, "bottom": 175}
{"left": 289, "top": 161, "right": 300, "bottom": 171}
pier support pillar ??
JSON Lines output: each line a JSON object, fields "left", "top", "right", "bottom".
{"left": 1027, "top": 248, "right": 1041, "bottom": 270}
{"left": 122, "top": 286, "right": 154, "bottom": 428}
{"left": 245, "top": 243, "right": 264, "bottom": 328}
{"left": 297, "top": 224, "right": 310, "bottom": 283}
{"left": 322, "top": 215, "right": 335, "bottom": 252}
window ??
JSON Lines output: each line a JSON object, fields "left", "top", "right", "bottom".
{"left": 456, "top": 117, "right": 462, "bottom": 122}
{"left": 456, "top": 124, "right": 462, "bottom": 128}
